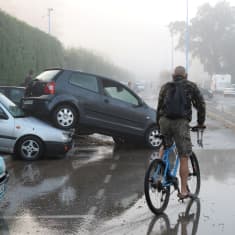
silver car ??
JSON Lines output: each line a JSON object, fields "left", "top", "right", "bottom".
{"left": 0, "top": 93, "right": 73, "bottom": 160}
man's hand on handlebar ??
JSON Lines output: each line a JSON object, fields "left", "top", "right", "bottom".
{"left": 190, "top": 125, "right": 206, "bottom": 132}
{"left": 190, "top": 124, "right": 206, "bottom": 147}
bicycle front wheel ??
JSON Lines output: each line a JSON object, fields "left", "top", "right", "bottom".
{"left": 144, "top": 159, "right": 170, "bottom": 214}
{"left": 187, "top": 152, "right": 200, "bottom": 196}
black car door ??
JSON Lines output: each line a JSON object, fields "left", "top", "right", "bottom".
{"left": 66, "top": 72, "right": 105, "bottom": 126}
{"left": 99, "top": 78, "right": 148, "bottom": 135}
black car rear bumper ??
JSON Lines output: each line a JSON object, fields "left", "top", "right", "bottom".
{"left": 21, "top": 98, "right": 50, "bottom": 116}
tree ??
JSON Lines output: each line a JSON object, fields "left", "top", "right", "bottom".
{"left": 169, "top": 1, "right": 235, "bottom": 79}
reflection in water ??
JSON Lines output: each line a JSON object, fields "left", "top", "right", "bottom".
{"left": 0, "top": 212, "right": 9, "bottom": 234}
{"left": 21, "top": 164, "right": 42, "bottom": 186}
{"left": 195, "top": 149, "right": 235, "bottom": 181}
{"left": 58, "top": 186, "right": 76, "bottom": 206}
{"left": 147, "top": 199, "right": 201, "bottom": 235}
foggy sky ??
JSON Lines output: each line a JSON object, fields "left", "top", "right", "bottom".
{"left": 0, "top": 0, "right": 234, "bottom": 79}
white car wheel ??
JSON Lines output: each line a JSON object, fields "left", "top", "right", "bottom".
{"left": 17, "top": 136, "right": 44, "bottom": 161}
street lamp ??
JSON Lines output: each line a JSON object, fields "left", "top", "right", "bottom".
{"left": 170, "top": 31, "right": 174, "bottom": 71}
{"left": 48, "top": 8, "right": 53, "bottom": 34}
{"left": 185, "top": 0, "right": 189, "bottom": 73}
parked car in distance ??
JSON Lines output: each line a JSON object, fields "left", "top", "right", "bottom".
{"left": 22, "top": 68, "right": 162, "bottom": 149}
{"left": 135, "top": 81, "right": 145, "bottom": 93}
{"left": 199, "top": 87, "right": 213, "bottom": 99}
{"left": 0, "top": 93, "right": 73, "bottom": 161}
{"left": 0, "top": 86, "right": 25, "bottom": 106}
{"left": 223, "top": 84, "right": 235, "bottom": 96}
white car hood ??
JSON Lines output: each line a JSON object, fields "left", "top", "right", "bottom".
{"left": 15, "top": 116, "right": 59, "bottom": 132}
{"left": 14, "top": 116, "right": 68, "bottom": 141}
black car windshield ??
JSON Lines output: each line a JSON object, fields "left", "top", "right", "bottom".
{"left": 0, "top": 93, "right": 26, "bottom": 117}
{"left": 35, "top": 69, "right": 61, "bottom": 82}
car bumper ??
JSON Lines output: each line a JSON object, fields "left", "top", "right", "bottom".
{"left": 45, "top": 141, "right": 73, "bottom": 155}
{"left": 21, "top": 98, "right": 50, "bottom": 116}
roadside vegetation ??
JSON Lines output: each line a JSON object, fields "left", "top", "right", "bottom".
{"left": 0, "top": 9, "right": 132, "bottom": 85}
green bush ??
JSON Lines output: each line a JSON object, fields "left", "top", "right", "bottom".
{"left": 0, "top": 9, "right": 132, "bottom": 86}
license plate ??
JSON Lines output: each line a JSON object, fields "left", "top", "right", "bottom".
{"left": 24, "top": 100, "right": 33, "bottom": 105}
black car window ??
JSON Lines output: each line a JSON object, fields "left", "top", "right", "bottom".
{"left": 102, "top": 80, "right": 139, "bottom": 105}
{"left": 9, "top": 89, "right": 24, "bottom": 104}
{"left": 69, "top": 72, "right": 98, "bottom": 92}
{"left": 0, "top": 88, "right": 6, "bottom": 95}
{"left": 36, "top": 70, "right": 61, "bottom": 82}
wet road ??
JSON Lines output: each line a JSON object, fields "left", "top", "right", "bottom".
{"left": 1, "top": 117, "right": 235, "bottom": 234}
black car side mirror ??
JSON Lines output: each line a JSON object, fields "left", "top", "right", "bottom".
{"left": 117, "top": 86, "right": 124, "bottom": 92}
{"left": 138, "top": 99, "right": 145, "bottom": 106}
{"left": 132, "top": 99, "right": 144, "bottom": 108}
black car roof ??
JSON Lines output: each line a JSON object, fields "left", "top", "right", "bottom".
{"left": 44, "top": 68, "right": 122, "bottom": 84}
{"left": 0, "top": 86, "right": 25, "bottom": 89}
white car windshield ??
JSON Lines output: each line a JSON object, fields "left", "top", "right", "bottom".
{"left": 0, "top": 93, "right": 26, "bottom": 117}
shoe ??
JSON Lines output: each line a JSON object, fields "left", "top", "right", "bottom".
{"left": 177, "top": 192, "right": 195, "bottom": 200}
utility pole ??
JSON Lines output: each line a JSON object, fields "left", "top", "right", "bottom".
{"left": 185, "top": 0, "right": 189, "bottom": 73}
{"left": 48, "top": 8, "right": 53, "bottom": 34}
{"left": 171, "top": 32, "right": 174, "bottom": 71}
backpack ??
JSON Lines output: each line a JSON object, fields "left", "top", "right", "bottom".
{"left": 163, "top": 81, "right": 187, "bottom": 119}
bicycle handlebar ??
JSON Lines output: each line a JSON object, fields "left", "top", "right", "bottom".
{"left": 190, "top": 126, "right": 206, "bottom": 132}
{"left": 190, "top": 126, "right": 206, "bottom": 148}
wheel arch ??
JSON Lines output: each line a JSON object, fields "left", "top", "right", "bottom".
{"left": 14, "top": 134, "right": 45, "bottom": 155}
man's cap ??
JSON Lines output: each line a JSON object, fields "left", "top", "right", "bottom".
{"left": 173, "top": 66, "right": 186, "bottom": 77}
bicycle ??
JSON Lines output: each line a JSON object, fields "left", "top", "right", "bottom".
{"left": 144, "top": 126, "right": 205, "bottom": 214}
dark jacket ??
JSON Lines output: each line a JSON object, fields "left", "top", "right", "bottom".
{"left": 156, "top": 76, "right": 206, "bottom": 126}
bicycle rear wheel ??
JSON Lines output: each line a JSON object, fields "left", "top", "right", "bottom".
{"left": 144, "top": 159, "right": 170, "bottom": 214}
{"left": 187, "top": 152, "right": 200, "bottom": 196}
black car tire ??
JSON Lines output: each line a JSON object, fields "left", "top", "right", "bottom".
{"left": 53, "top": 104, "right": 78, "bottom": 130}
{"left": 16, "top": 136, "right": 44, "bottom": 161}
{"left": 145, "top": 126, "right": 162, "bottom": 149}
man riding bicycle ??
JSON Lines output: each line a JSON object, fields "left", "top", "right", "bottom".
{"left": 156, "top": 65, "right": 206, "bottom": 199}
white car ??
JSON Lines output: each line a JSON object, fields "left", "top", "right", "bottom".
{"left": 223, "top": 84, "right": 235, "bottom": 96}
{"left": 0, "top": 93, "right": 73, "bottom": 160}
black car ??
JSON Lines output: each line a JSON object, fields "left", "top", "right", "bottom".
{"left": 0, "top": 86, "right": 25, "bottom": 106}
{"left": 22, "top": 68, "right": 161, "bottom": 148}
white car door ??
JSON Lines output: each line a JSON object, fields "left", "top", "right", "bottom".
{"left": 0, "top": 105, "right": 15, "bottom": 152}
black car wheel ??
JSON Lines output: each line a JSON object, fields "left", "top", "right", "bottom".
{"left": 53, "top": 104, "right": 78, "bottom": 130}
{"left": 145, "top": 126, "right": 162, "bottom": 149}
{"left": 16, "top": 136, "right": 44, "bottom": 161}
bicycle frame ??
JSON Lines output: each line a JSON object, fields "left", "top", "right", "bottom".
{"left": 152, "top": 143, "right": 180, "bottom": 187}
